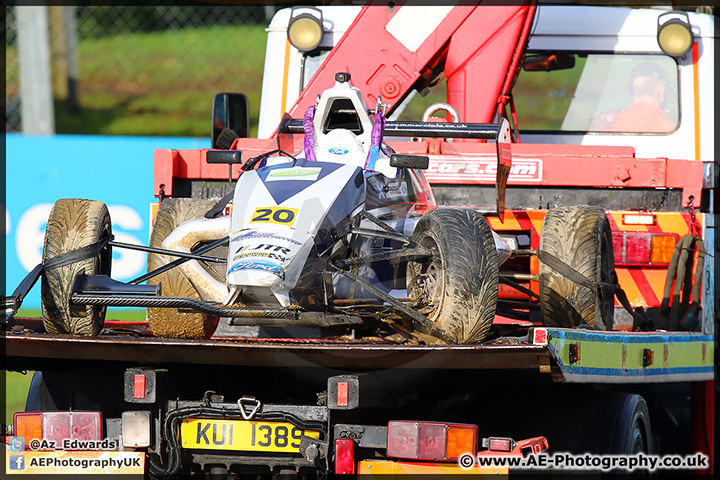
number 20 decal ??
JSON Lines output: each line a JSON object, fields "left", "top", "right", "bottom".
{"left": 250, "top": 207, "right": 298, "bottom": 227}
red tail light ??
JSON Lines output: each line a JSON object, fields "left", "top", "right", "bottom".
{"left": 531, "top": 327, "right": 548, "bottom": 346}
{"left": 336, "top": 381, "right": 349, "bottom": 407}
{"left": 387, "top": 421, "right": 477, "bottom": 461}
{"left": 612, "top": 231, "right": 678, "bottom": 266}
{"left": 334, "top": 438, "right": 355, "bottom": 474}
{"left": 418, "top": 423, "right": 446, "bottom": 459}
{"left": 133, "top": 373, "right": 146, "bottom": 400}
{"left": 487, "top": 437, "right": 515, "bottom": 452}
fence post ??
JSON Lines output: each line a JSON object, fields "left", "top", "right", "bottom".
{"left": 65, "top": 6, "right": 80, "bottom": 112}
{"left": 17, "top": 6, "right": 55, "bottom": 135}
{"left": 49, "top": 7, "right": 68, "bottom": 100}
{"left": 49, "top": 6, "right": 80, "bottom": 112}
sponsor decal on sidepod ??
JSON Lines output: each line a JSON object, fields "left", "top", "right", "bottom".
{"left": 229, "top": 259, "right": 285, "bottom": 279}
{"left": 233, "top": 230, "right": 303, "bottom": 246}
{"left": 266, "top": 167, "right": 321, "bottom": 181}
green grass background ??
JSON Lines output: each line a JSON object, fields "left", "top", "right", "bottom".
{"left": 7, "top": 25, "right": 268, "bottom": 138}
{"left": 6, "top": 24, "right": 579, "bottom": 138}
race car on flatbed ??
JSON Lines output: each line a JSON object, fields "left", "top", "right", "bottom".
{"left": 3, "top": 2, "right": 715, "bottom": 477}
{"left": 13, "top": 72, "right": 529, "bottom": 346}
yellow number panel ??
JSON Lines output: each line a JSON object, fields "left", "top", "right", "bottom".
{"left": 250, "top": 207, "right": 298, "bottom": 227}
{"left": 181, "top": 419, "right": 319, "bottom": 453}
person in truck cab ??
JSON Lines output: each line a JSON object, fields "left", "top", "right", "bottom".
{"left": 612, "top": 62, "right": 676, "bottom": 133}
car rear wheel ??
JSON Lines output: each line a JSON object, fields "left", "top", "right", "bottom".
{"left": 41, "top": 198, "right": 112, "bottom": 336}
{"left": 539, "top": 205, "right": 615, "bottom": 329}
{"left": 147, "top": 198, "right": 222, "bottom": 339}
{"left": 407, "top": 208, "right": 499, "bottom": 344}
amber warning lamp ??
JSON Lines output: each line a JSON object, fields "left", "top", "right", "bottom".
{"left": 287, "top": 6, "right": 324, "bottom": 52}
{"left": 657, "top": 10, "right": 694, "bottom": 58}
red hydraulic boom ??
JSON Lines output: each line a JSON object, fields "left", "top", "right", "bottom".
{"left": 289, "top": 0, "right": 537, "bottom": 127}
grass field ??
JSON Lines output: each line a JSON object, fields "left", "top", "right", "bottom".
{"left": 7, "top": 25, "right": 268, "bottom": 138}
{"left": 6, "top": 22, "right": 586, "bottom": 138}
{"left": 4, "top": 309, "right": 147, "bottom": 423}
{"left": 5, "top": 372, "right": 34, "bottom": 425}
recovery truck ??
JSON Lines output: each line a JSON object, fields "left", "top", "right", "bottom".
{"left": 3, "top": 2, "right": 716, "bottom": 477}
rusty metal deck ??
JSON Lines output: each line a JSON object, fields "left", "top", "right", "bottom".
{"left": 4, "top": 317, "right": 550, "bottom": 372}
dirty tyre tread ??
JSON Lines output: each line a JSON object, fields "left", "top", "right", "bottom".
{"left": 539, "top": 206, "right": 614, "bottom": 329}
{"left": 147, "top": 198, "right": 218, "bottom": 339}
{"left": 407, "top": 208, "right": 499, "bottom": 343}
{"left": 41, "top": 199, "right": 112, "bottom": 336}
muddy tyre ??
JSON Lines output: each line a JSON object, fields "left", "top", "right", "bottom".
{"left": 41, "top": 199, "right": 112, "bottom": 336}
{"left": 407, "top": 208, "right": 499, "bottom": 344}
{"left": 147, "top": 198, "right": 221, "bottom": 339}
{"left": 539, "top": 206, "right": 614, "bottom": 329}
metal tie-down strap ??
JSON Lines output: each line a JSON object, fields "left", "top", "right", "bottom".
{"left": 70, "top": 294, "right": 298, "bottom": 319}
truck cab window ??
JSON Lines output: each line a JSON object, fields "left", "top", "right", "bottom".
{"left": 513, "top": 53, "right": 679, "bottom": 134}
{"left": 302, "top": 49, "right": 331, "bottom": 88}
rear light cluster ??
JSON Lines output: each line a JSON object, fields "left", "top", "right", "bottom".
{"left": 612, "top": 231, "right": 677, "bottom": 266}
{"left": 387, "top": 421, "right": 477, "bottom": 461}
{"left": 14, "top": 412, "right": 102, "bottom": 449}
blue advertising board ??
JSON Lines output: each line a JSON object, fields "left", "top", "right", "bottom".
{"left": 5, "top": 134, "right": 211, "bottom": 308}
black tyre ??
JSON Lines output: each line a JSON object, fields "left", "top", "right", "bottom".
{"left": 609, "top": 393, "right": 652, "bottom": 476}
{"left": 147, "top": 198, "right": 221, "bottom": 339}
{"left": 25, "top": 372, "right": 58, "bottom": 412}
{"left": 539, "top": 206, "right": 614, "bottom": 329}
{"left": 407, "top": 208, "right": 499, "bottom": 344}
{"left": 41, "top": 198, "right": 112, "bottom": 336}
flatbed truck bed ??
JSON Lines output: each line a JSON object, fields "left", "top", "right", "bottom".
{"left": 6, "top": 317, "right": 712, "bottom": 384}
{"left": 5, "top": 317, "right": 549, "bottom": 372}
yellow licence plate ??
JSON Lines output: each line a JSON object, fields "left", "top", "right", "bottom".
{"left": 180, "top": 419, "right": 320, "bottom": 453}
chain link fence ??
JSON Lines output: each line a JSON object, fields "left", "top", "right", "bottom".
{"left": 6, "top": 6, "right": 21, "bottom": 132}
{"left": 6, "top": 5, "right": 279, "bottom": 136}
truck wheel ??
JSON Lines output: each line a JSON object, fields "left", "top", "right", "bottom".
{"left": 539, "top": 206, "right": 614, "bottom": 329}
{"left": 407, "top": 209, "right": 499, "bottom": 344}
{"left": 147, "top": 198, "right": 220, "bottom": 339}
{"left": 25, "top": 372, "right": 58, "bottom": 411}
{"left": 609, "top": 393, "right": 653, "bottom": 467}
{"left": 41, "top": 199, "right": 112, "bottom": 336}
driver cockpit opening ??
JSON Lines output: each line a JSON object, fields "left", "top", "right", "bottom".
{"left": 322, "top": 98, "right": 364, "bottom": 135}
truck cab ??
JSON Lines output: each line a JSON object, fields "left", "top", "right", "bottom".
{"left": 258, "top": 5, "right": 716, "bottom": 163}
{"left": 515, "top": 5, "right": 715, "bottom": 162}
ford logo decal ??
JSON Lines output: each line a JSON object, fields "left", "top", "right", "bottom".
{"left": 329, "top": 147, "right": 349, "bottom": 155}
